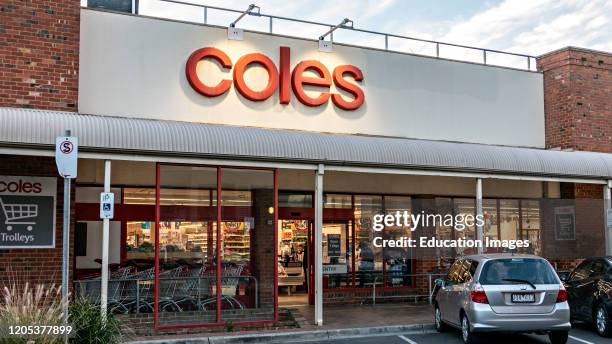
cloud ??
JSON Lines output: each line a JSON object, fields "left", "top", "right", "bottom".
{"left": 508, "top": 0, "right": 612, "bottom": 53}
{"left": 406, "top": 0, "right": 612, "bottom": 56}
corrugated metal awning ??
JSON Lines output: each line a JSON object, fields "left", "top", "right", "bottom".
{"left": 1, "top": 107, "right": 611, "bottom": 180}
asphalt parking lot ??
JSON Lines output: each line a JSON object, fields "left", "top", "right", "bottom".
{"left": 289, "top": 324, "right": 608, "bottom": 344}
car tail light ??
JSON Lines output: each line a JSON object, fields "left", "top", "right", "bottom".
{"left": 471, "top": 287, "right": 489, "bottom": 304}
{"left": 556, "top": 286, "right": 568, "bottom": 303}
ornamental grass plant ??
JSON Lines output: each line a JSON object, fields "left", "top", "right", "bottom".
{"left": 0, "top": 282, "right": 64, "bottom": 344}
{"left": 69, "top": 297, "right": 121, "bottom": 344}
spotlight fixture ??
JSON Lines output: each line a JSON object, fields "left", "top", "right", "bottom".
{"left": 228, "top": 4, "right": 261, "bottom": 41}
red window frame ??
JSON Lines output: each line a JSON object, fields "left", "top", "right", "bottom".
{"left": 153, "top": 163, "right": 279, "bottom": 330}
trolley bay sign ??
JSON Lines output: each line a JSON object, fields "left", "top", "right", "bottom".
{"left": 0, "top": 176, "right": 56, "bottom": 248}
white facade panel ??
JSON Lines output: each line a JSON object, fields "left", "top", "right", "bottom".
{"left": 79, "top": 9, "right": 545, "bottom": 148}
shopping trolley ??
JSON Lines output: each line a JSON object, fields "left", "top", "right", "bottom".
{"left": 0, "top": 197, "right": 38, "bottom": 231}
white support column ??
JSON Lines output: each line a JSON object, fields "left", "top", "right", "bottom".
{"left": 100, "top": 160, "right": 111, "bottom": 321}
{"left": 476, "top": 178, "right": 484, "bottom": 254}
{"left": 605, "top": 180, "right": 612, "bottom": 256}
{"left": 314, "top": 164, "right": 324, "bottom": 326}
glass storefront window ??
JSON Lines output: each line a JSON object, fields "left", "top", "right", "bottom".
{"left": 324, "top": 194, "right": 352, "bottom": 208}
{"left": 126, "top": 221, "right": 154, "bottom": 259}
{"left": 521, "top": 200, "right": 541, "bottom": 255}
{"left": 499, "top": 200, "right": 519, "bottom": 241}
{"left": 218, "top": 190, "right": 251, "bottom": 206}
{"left": 435, "top": 198, "right": 455, "bottom": 262}
{"left": 279, "top": 192, "right": 312, "bottom": 208}
{"left": 158, "top": 221, "right": 215, "bottom": 264}
{"left": 124, "top": 187, "right": 212, "bottom": 206}
{"left": 483, "top": 199, "right": 498, "bottom": 252}
{"left": 453, "top": 198, "right": 476, "bottom": 254}
{"left": 354, "top": 195, "right": 383, "bottom": 287}
{"left": 384, "top": 196, "right": 412, "bottom": 287}
{"left": 157, "top": 165, "right": 218, "bottom": 326}
{"left": 221, "top": 221, "right": 250, "bottom": 265}
{"left": 322, "top": 223, "right": 352, "bottom": 288}
{"left": 221, "top": 168, "right": 275, "bottom": 322}
{"left": 123, "top": 188, "right": 155, "bottom": 204}
{"left": 124, "top": 188, "right": 254, "bottom": 207}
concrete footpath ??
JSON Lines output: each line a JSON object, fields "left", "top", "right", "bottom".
{"left": 124, "top": 304, "right": 435, "bottom": 344}
{"left": 124, "top": 324, "right": 436, "bottom": 344}
{"left": 291, "top": 303, "right": 433, "bottom": 328}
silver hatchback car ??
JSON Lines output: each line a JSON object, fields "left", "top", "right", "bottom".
{"left": 433, "top": 254, "right": 571, "bottom": 344}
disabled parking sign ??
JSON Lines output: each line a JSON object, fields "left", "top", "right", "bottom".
{"left": 100, "top": 192, "right": 114, "bottom": 219}
{"left": 0, "top": 176, "right": 56, "bottom": 248}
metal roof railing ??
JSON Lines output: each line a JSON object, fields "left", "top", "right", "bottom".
{"left": 87, "top": 0, "right": 538, "bottom": 71}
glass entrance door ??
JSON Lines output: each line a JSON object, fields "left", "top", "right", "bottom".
{"left": 278, "top": 219, "right": 311, "bottom": 305}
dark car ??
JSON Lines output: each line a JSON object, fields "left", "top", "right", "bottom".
{"left": 561, "top": 257, "right": 612, "bottom": 337}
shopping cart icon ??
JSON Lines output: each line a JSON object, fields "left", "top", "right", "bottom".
{"left": 0, "top": 197, "right": 38, "bottom": 232}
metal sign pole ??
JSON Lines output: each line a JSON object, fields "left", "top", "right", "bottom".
{"left": 100, "top": 160, "right": 111, "bottom": 322}
{"left": 605, "top": 180, "right": 612, "bottom": 255}
{"left": 56, "top": 129, "right": 78, "bottom": 344}
{"left": 476, "top": 178, "right": 484, "bottom": 254}
{"left": 314, "top": 164, "right": 324, "bottom": 326}
{"left": 60, "top": 130, "right": 71, "bottom": 344}
{"left": 62, "top": 177, "right": 70, "bottom": 344}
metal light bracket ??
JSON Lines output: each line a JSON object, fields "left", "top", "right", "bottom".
{"left": 318, "top": 18, "right": 353, "bottom": 52}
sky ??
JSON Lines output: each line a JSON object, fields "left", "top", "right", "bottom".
{"left": 83, "top": 0, "right": 611, "bottom": 59}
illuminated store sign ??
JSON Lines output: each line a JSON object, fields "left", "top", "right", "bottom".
{"left": 185, "top": 46, "right": 365, "bottom": 110}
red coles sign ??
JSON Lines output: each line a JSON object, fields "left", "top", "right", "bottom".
{"left": 185, "top": 46, "right": 364, "bottom": 111}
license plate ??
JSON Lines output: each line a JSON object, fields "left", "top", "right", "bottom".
{"left": 511, "top": 293, "right": 535, "bottom": 303}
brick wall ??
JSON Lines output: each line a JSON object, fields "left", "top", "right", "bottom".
{"left": 0, "top": 155, "right": 74, "bottom": 294}
{"left": 541, "top": 198, "right": 605, "bottom": 260}
{"left": 0, "top": 0, "right": 80, "bottom": 110}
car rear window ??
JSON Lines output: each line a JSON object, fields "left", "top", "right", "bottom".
{"left": 479, "top": 258, "right": 558, "bottom": 285}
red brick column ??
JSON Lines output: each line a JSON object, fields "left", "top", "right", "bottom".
{"left": 537, "top": 47, "right": 611, "bottom": 153}
{"left": 251, "top": 189, "right": 275, "bottom": 308}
